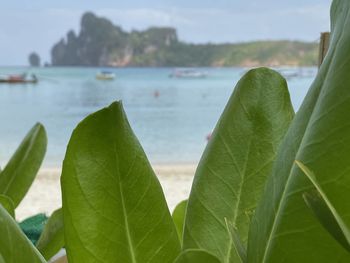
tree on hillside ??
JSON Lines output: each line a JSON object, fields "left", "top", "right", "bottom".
{"left": 28, "top": 52, "right": 41, "bottom": 67}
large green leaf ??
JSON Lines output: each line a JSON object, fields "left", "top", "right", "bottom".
{"left": 296, "top": 161, "right": 350, "bottom": 253}
{"left": 174, "top": 249, "right": 221, "bottom": 263}
{"left": 0, "top": 194, "right": 15, "bottom": 218}
{"left": 247, "top": 1, "right": 350, "bottom": 262}
{"left": 182, "top": 68, "right": 294, "bottom": 262}
{"left": 36, "top": 208, "right": 64, "bottom": 260}
{"left": 172, "top": 200, "right": 188, "bottom": 242}
{"left": 0, "top": 123, "right": 47, "bottom": 207}
{"left": 61, "top": 101, "right": 180, "bottom": 262}
{"left": 0, "top": 205, "right": 46, "bottom": 262}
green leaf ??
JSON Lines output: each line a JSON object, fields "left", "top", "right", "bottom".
{"left": 247, "top": 1, "right": 350, "bottom": 262}
{"left": 296, "top": 161, "right": 350, "bottom": 252}
{"left": 0, "top": 205, "right": 46, "bottom": 262}
{"left": 0, "top": 123, "right": 47, "bottom": 207}
{"left": 225, "top": 219, "right": 246, "bottom": 263}
{"left": 172, "top": 200, "right": 188, "bottom": 242}
{"left": 174, "top": 249, "right": 221, "bottom": 263}
{"left": 0, "top": 194, "right": 15, "bottom": 218}
{"left": 61, "top": 101, "right": 180, "bottom": 262}
{"left": 36, "top": 208, "right": 64, "bottom": 260}
{"left": 183, "top": 67, "right": 294, "bottom": 263}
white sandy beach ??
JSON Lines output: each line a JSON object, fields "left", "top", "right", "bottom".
{"left": 16, "top": 164, "right": 196, "bottom": 221}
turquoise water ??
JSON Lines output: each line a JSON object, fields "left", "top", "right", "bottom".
{"left": 0, "top": 67, "right": 316, "bottom": 167}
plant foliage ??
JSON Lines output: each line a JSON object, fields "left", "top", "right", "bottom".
{"left": 2, "top": 1, "right": 350, "bottom": 262}
{"left": 61, "top": 102, "right": 180, "bottom": 262}
{"left": 0, "top": 123, "right": 47, "bottom": 208}
{"left": 183, "top": 68, "right": 294, "bottom": 262}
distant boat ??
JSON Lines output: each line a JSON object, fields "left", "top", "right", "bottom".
{"left": 277, "top": 69, "right": 299, "bottom": 80}
{"left": 240, "top": 67, "right": 317, "bottom": 80}
{"left": 96, "top": 71, "right": 115, "bottom": 80}
{"left": 277, "top": 67, "right": 317, "bottom": 80}
{"left": 169, "top": 69, "right": 208, "bottom": 79}
{"left": 0, "top": 73, "right": 38, "bottom": 84}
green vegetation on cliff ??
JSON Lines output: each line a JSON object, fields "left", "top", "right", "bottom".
{"left": 51, "top": 12, "right": 318, "bottom": 67}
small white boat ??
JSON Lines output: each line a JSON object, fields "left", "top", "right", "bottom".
{"left": 96, "top": 71, "right": 115, "bottom": 80}
{"left": 277, "top": 67, "right": 317, "bottom": 80}
{"left": 169, "top": 69, "right": 208, "bottom": 79}
{"left": 275, "top": 68, "right": 302, "bottom": 80}
{"left": 240, "top": 67, "right": 316, "bottom": 80}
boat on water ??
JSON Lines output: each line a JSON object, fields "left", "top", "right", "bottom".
{"left": 0, "top": 73, "right": 38, "bottom": 84}
{"left": 169, "top": 69, "right": 208, "bottom": 79}
{"left": 240, "top": 67, "right": 317, "bottom": 80}
{"left": 96, "top": 71, "right": 116, "bottom": 80}
{"left": 277, "top": 67, "right": 317, "bottom": 80}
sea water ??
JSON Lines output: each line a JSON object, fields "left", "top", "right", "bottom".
{"left": 0, "top": 67, "right": 316, "bottom": 167}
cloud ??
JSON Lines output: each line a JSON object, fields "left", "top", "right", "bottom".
{"left": 0, "top": 9, "right": 82, "bottom": 65}
{"left": 95, "top": 8, "right": 193, "bottom": 29}
{"left": 0, "top": 3, "right": 331, "bottom": 65}
{"left": 95, "top": 5, "right": 330, "bottom": 43}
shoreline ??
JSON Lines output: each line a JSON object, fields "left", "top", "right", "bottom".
{"left": 16, "top": 163, "right": 197, "bottom": 221}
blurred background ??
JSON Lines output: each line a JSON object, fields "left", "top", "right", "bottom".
{"left": 0, "top": 0, "right": 331, "bottom": 168}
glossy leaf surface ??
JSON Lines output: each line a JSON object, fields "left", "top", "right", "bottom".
{"left": 0, "top": 195, "right": 15, "bottom": 218}
{"left": 0, "top": 205, "right": 46, "bottom": 262}
{"left": 172, "top": 200, "right": 188, "bottom": 242}
{"left": 0, "top": 123, "right": 47, "bottom": 207}
{"left": 183, "top": 68, "right": 294, "bottom": 262}
{"left": 248, "top": 1, "right": 350, "bottom": 261}
{"left": 225, "top": 219, "right": 246, "bottom": 263}
{"left": 297, "top": 161, "right": 350, "bottom": 252}
{"left": 36, "top": 208, "right": 64, "bottom": 260}
{"left": 61, "top": 102, "right": 180, "bottom": 262}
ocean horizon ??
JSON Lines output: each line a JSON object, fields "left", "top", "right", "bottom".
{"left": 0, "top": 66, "right": 316, "bottom": 168}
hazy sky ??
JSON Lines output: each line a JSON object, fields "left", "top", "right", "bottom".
{"left": 1, "top": 0, "right": 332, "bottom": 66}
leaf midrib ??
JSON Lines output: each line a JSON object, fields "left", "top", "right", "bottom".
{"left": 115, "top": 147, "right": 137, "bottom": 263}
{"left": 232, "top": 83, "right": 264, "bottom": 229}
{"left": 226, "top": 85, "right": 262, "bottom": 262}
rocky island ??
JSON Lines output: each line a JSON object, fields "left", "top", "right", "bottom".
{"left": 51, "top": 12, "right": 318, "bottom": 67}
